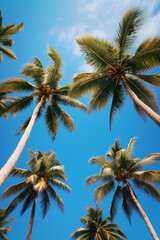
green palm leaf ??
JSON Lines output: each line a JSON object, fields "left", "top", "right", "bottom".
{"left": 110, "top": 186, "right": 123, "bottom": 220}
{"left": 134, "top": 73, "right": 160, "bottom": 86}
{"left": 0, "top": 46, "right": 16, "bottom": 60}
{"left": 93, "top": 181, "right": 115, "bottom": 204}
{"left": 116, "top": 8, "right": 144, "bottom": 59}
{"left": 0, "top": 78, "right": 35, "bottom": 93}
{"left": 40, "top": 190, "right": 50, "bottom": 219}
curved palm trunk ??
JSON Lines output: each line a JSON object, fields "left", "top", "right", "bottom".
{"left": 0, "top": 96, "right": 45, "bottom": 187}
{"left": 121, "top": 77, "right": 160, "bottom": 127}
{"left": 126, "top": 181, "right": 159, "bottom": 240}
{"left": 26, "top": 196, "right": 38, "bottom": 240}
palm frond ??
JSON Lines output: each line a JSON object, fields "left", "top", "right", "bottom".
{"left": 47, "top": 184, "right": 64, "bottom": 212}
{"left": 129, "top": 36, "right": 160, "bottom": 72}
{"left": 0, "top": 78, "right": 35, "bottom": 93}
{"left": 133, "top": 179, "right": 160, "bottom": 201}
{"left": 71, "top": 228, "right": 90, "bottom": 239}
{"left": 110, "top": 186, "right": 123, "bottom": 220}
{"left": 4, "top": 185, "right": 33, "bottom": 216}
{"left": 20, "top": 190, "right": 37, "bottom": 215}
{"left": 70, "top": 72, "right": 108, "bottom": 98}
{"left": 76, "top": 35, "right": 118, "bottom": 72}
{"left": 116, "top": 8, "right": 144, "bottom": 58}
{"left": 127, "top": 137, "right": 137, "bottom": 157}
{"left": 109, "top": 83, "right": 125, "bottom": 129}
{"left": 133, "top": 170, "right": 160, "bottom": 182}
{"left": 126, "top": 77, "right": 158, "bottom": 111}
{"left": 53, "top": 94, "right": 87, "bottom": 111}
{"left": 1, "top": 96, "right": 33, "bottom": 116}
{"left": 0, "top": 181, "right": 32, "bottom": 199}
{"left": 93, "top": 181, "right": 115, "bottom": 204}
{"left": 134, "top": 73, "right": 160, "bottom": 86}
{"left": 46, "top": 45, "right": 62, "bottom": 87}
{"left": 50, "top": 101, "right": 74, "bottom": 132}
{"left": 21, "top": 62, "right": 44, "bottom": 87}
{"left": 88, "top": 79, "right": 115, "bottom": 112}
{"left": 129, "top": 153, "right": 160, "bottom": 172}
{"left": 40, "top": 190, "right": 50, "bottom": 218}
{"left": 0, "top": 46, "right": 17, "bottom": 60}
{"left": 10, "top": 168, "right": 31, "bottom": 178}
{"left": 49, "top": 179, "right": 71, "bottom": 192}
{"left": 45, "top": 104, "right": 59, "bottom": 141}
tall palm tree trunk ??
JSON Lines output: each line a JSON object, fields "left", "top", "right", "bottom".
{"left": 126, "top": 180, "right": 159, "bottom": 240}
{"left": 0, "top": 96, "right": 45, "bottom": 187}
{"left": 26, "top": 196, "right": 37, "bottom": 240}
{"left": 121, "top": 77, "right": 160, "bottom": 127}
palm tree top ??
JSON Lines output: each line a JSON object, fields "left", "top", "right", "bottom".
{"left": 0, "top": 9, "right": 23, "bottom": 62}
{"left": 0, "top": 206, "right": 14, "bottom": 240}
{"left": 1, "top": 149, "right": 71, "bottom": 218}
{"left": 86, "top": 137, "right": 160, "bottom": 222}
{"left": 70, "top": 8, "right": 160, "bottom": 128}
{"left": 71, "top": 205, "right": 127, "bottom": 240}
{"left": 0, "top": 45, "right": 87, "bottom": 140}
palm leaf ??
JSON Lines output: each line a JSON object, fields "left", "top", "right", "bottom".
{"left": 49, "top": 179, "right": 71, "bottom": 192}
{"left": 46, "top": 45, "right": 62, "bottom": 87}
{"left": 20, "top": 189, "right": 37, "bottom": 215}
{"left": 126, "top": 77, "right": 158, "bottom": 111}
{"left": 0, "top": 232, "right": 9, "bottom": 240}
{"left": 134, "top": 73, "right": 160, "bottom": 86}
{"left": 0, "top": 78, "right": 35, "bottom": 93}
{"left": 53, "top": 94, "right": 87, "bottom": 111}
{"left": 110, "top": 186, "right": 123, "bottom": 220}
{"left": 88, "top": 79, "right": 115, "bottom": 112}
{"left": 130, "top": 36, "right": 160, "bottom": 72}
{"left": 109, "top": 82, "right": 125, "bottom": 129}
{"left": 40, "top": 190, "right": 50, "bottom": 218}
{"left": 0, "top": 46, "right": 17, "bottom": 60}
{"left": 133, "top": 170, "right": 160, "bottom": 182}
{"left": 1, "top": 96, "right": 33, "bottom": 116}
{"left": 76, "top": 35, "right": 118, "bottom": 72}
{"left": 93, "top": 181, "right": 115, "bottom": 204}
{"left": 133, "top": 179, "right": 160, "bottom": 201}
{"left": 45, "top": 104, "right": 59, "bottom": 141}
{"left": 10, "top": 168, "right": 31, "bottom": 178}
{"left": 116, "top": 8, "right": 144, "bottom": 59}
{"left": 47, "top": 184, "right": 64, "bottom": 212}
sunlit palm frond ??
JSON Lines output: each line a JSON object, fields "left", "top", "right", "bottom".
{"left": 76, "top": 35, "right": 117, "bottom": 72}
{"left": 21, "top": 61, "right": 44, "bottom": 87}
{"left": 0, "top": 46, "right": 17, "bottom": 60}
{"left": 93, "top": 181, "right": 115, "bottom": 204}
{"left": 116, "top": 8, "right": 144, "bottom": 59}
{"left": 48, "top": 179, "right": 71, "bottom": 192}
{"left": 10, "top": 168, "right": 31, "bottom": 178}
{"left": 133, "top": 170, "right": 160, "bottom": 182}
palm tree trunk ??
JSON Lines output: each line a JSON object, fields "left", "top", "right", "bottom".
{"left": 126, "top": 180, "right": 159, "bottom": 240}
{"left": 0, "top": 96, "right": 45, "bottom": 187}
{"left": 26, "top": 196, "right": 37, "bottom": 240}
{"left": 121, "top": 77, "right": 160, "bottom": 127}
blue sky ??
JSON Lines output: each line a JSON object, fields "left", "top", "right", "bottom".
{"left": 0, "top": 0, "right": 160, "bottom": 239}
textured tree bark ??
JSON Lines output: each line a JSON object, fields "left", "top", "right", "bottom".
{"left": 0, "top": 96, "right": 45, "bottom": 187}
{"left": 126, "top": 181, "right": 159, "bottom": 240}
{"left": 121, "top": 77, "right": 160, "bottom": 127}
{"left": 26, "top": 196, "right": 38, "bottom": 240}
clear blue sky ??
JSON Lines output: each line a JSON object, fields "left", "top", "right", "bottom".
{"left": 0, "top": 0, "right": 160, "bottom": 239}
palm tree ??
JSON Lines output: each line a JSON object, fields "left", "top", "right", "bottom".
{"left": 1, "top": 149, "right": 71, "bottom": 240}
{"left": 0, "top": 207, "right": 14, "bottom": 240}
{"left": 0, "top": 45, "right": 87, "bottom": 187}
{"left": 70, "top": 8, "right": 160, "bottom": 128}
{"left": 0, "top": 9, "right": 23, "bottom": 62}
{"left": 86, "top": 137, "right": 160, "bottom": 240}
{"left": 71, "top": 205, "right": 127, "bottom": 240}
